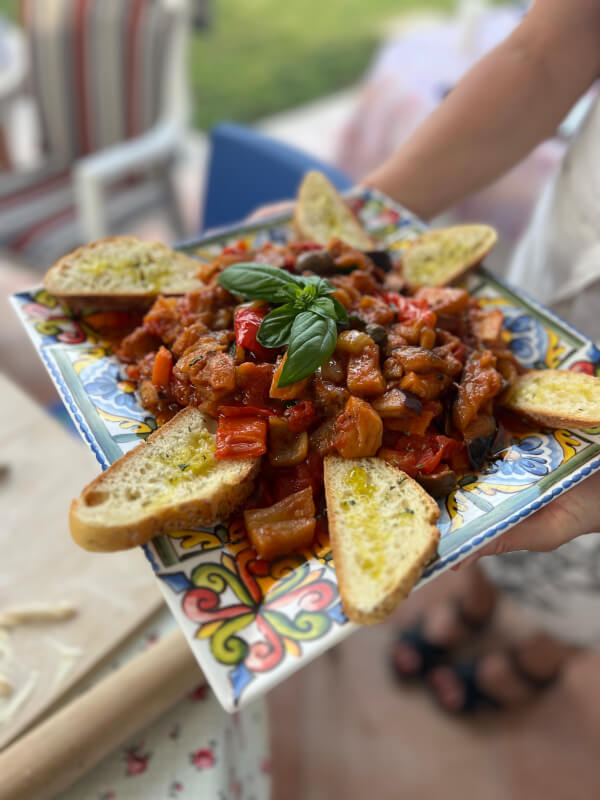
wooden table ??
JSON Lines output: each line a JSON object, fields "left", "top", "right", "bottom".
{"left": 0, "top": 374, "right": 163, "bottom": 751}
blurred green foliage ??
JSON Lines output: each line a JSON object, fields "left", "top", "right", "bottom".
{"left": 0, "top": 0, "right": 16, "bottom": 20}
{"left": 189, "top": 0, "right": 457, "bottom": 129}
{"left": 0, "top": 0, "right": 457, "bottom": 130}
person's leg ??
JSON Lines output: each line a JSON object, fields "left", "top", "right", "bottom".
{"left": 392, "top": 562, "right": 497, "bottom": 677}
{"left": 427, "top": 632, "right": 574, "bottom": 712}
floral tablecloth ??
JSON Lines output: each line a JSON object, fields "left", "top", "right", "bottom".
{"left": 58, "top": 607, "right": 271, "bottom": 800}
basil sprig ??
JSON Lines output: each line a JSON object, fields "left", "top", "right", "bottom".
{"left": 217, "top": 262, "right": 348, "bottom": 387}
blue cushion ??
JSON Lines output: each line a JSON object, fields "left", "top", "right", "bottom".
{"left": 201, "top": 122, "right": 352, "bottom": 231}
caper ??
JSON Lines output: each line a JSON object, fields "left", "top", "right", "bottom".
{"left": 294, "top": 249, "right": 335, "bottom": 274}
{"left": 364, "top": 322, "right": 387, "bottom": 347}
{"left": 348, "top": 312, "right": 367, "bottom": 331}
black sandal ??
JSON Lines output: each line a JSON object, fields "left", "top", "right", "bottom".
{"left": 390, "top": 599, "right": 493, "bottom": 681}
{"left": 428, "top": 649, "right": 561, "bottom": 715}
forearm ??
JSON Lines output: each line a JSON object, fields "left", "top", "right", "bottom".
{"left": 363, "top": 1, "right": 600, "bottom": 219}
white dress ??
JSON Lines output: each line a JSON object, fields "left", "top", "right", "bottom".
{"left": 482, "top": 96, "right": 600, "bottom": 648}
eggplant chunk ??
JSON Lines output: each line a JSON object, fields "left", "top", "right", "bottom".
{"left": 417, "top": 467, "right": 458, "bottom": 498}
{"left": 295, "top": 250, "right": 335, "bottom": 274}
{"left": 464, "top": 413, "right": 497, "bottom": 470}
{"left": 365, "top": 250, "right": 394, "bottom": 272}
{"left": 372, "top": 388, "right": 422, "bottom": 418}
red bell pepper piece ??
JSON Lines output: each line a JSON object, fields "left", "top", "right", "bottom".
{"left": 285, "top": 400, "right": 318, "bottom": 433}
{"left": 215, "top": 416, "right": 268, "bottom": 458}
{"left": 234, "top": 306, "right": 277, "bottom": 361}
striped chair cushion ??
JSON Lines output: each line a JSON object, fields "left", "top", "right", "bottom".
{"left": 0, "top": 169, "right": 165, "bottom": 266}
{"left": 0, "top": 163, "right": 73, "bottom": 243}
{"left": 20, "top": 0, "right": 174, "bottom": 164}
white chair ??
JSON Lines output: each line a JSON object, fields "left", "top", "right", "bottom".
{"left": 0, "top": 0, "right": 191, "bottom": 266}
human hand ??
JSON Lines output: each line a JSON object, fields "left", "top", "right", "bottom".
{"left": 464, "top": 469, "right": 600, "bottom": 562}
{"left": 246, "top": 200, "right": 295, "bottom": 222}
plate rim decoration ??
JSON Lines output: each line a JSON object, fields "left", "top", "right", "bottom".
{"left": 11, "top": 187, "right": 600, "bottom": 711}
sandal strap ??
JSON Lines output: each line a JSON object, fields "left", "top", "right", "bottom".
{"left": 395, "top": 621, "right": 450, "bottom": 677}
{"left": 393, "top": 599, "right": 494, "bottom": 682}
{"left": 448, "top": 661, "right": 504, "bottom": 713}
{"left": 432, "top": 650, "right": 560, "bottom": 716}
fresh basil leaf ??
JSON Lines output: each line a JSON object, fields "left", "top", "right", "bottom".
{"left": 217, "top": 262, "right": 302, "bottom": 303}
{"left": 278, "top": 312, "right": 338, "bottom": 387}
{"left": 311, "top": 295, "right": 348, "bottom": 324}
{"left": 311, "top": 296, "right": 337, "bottom": 320}
{"left": 282, "top": 283, "right": 302, "bottom": 302}
{"left": 330, "top": 296, "right": 349, "bottom": 323}
{"left": 299, "top": 275, "right": 335, "bottom": 295}
{"left": 256, "top": 304, "right": 296, "bottom": 347}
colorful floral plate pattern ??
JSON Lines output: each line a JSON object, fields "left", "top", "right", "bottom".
{"left": 11, "top": 189, "right": 600, "bottom": 712}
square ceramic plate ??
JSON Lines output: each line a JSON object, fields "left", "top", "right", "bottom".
{"left": 12, "top": 188, "right": 600, "bottom": 712}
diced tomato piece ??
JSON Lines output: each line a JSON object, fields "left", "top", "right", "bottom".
{"left": 222, "top": 239, "right": 249, "bottom": 256}
{"left": 378, "top": 448, "right": 420, "bottom": 477}
{"left": 151, "top": 346, "right": 173, "bottom": 388}
{"left": 219, "top": 405, "right": 273, "bottom": 418}
{"left": 292, "top": 241, "right": 323, "bottom": 253}
{"left": 381, "top": 291, "right": 437, "bottom": 328}
{"left": 380, "top": 433, "right": 459, "bottom": 478}
{"left": 272, "top": 452, "right": 323, "bottom": 503}
{"left": 285, "top": 401, "right": 318, "bottom": 433}
{"left": 126, "top": 364, "right": 141, "bottom": 381}
{"left": 234, "top": 306, "right": 278, "bottom": 361}
{"left": 215, "top": 416, "right": 267, "bottom": 458}
{"left": 236, "top": 362, "right": 275, "bottom": 406}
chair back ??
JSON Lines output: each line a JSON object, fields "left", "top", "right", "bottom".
{"left": 20, "top": 0, "right": 179, "bottom": 164}
{"left": 202, "top": 123, "right": 352, "bottom": 231}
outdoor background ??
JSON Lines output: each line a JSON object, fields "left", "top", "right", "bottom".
{"left": 0, "top": 0, "right": 457, "bottom": 130}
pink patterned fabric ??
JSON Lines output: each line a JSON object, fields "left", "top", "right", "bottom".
{"left": 58, "top": 608, "right": 271, "bottom": 800}
{"left": 334, "top": 7, "right": 566, "bottom": 248}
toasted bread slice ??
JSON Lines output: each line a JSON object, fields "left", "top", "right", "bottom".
{"left": 402, "top": 224, "right": 497, "bottom": 287}
{"left": 501, "top": 369, "right": 600, "bottom": 429}
{"left": 70, "top": 407, "right": 259, "bottom": 552}
{"left": 44, "top": 236, "right": 205, "bottom": 311}
{"left": 294, "top": 170, "right": 374, "bottom": 250}
{"left": 324, "top": 456, "right": 440, "bottom": 624}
